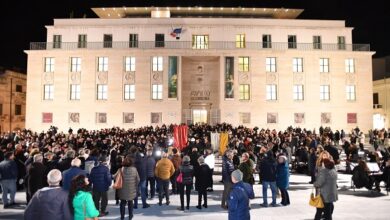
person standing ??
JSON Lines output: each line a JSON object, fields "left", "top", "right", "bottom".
{"left": 89, "top": 155, "right": 112, "bottom": 217}
{"left": 228, "top": 170, "right": 254, "bottom": 220}
{"left": 170, "top": 148, "right": 182, "bottom": 195}
{"left": 145, "top": 149, "right": 156, "bottom": 199}
{"left": 62, "top": 158, "right": 87, "bottom": 191}
{"left": 221, "top": 150, "right": 235, "bottom": 209}
{"left": 276, "top": 155, "right": 290, "bottom": 206}
{"left": 260, "top": 151, "right": 277, "bottom": 207}
{"left": 0, "top": 151, "right": 18, "bottom": 208}
{"left": 204, "top": 149, "right": 215, "bottom": 192}
{"left": 177, "top": 156, "right": 194, "bottom": 211}
{"left": 155, "top": 152, "right": 175, "bottom": 206}
{"left": 69, "top": 175, "right": 100, "bottom": 220}
{"left": 195, "top": 156, "right": 211, "bottom": 209}
{"left": 25, "top": 154, "right": 47, "bottom": 204}
{"left": 238, "top": 152, "right": 255, "bottom": 185}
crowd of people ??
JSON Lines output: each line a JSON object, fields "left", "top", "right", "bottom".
{"left": 0, "top": 124, "right": 389, "bottom": 220}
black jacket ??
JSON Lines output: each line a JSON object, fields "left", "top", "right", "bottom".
{"left": 26, "top": 162, "right": 46, "bottom": 196}
{"left": 179, "top": 162, "right": 194, "bottom": 185}
{"left": 260, "top": 153, "right": 277, "bottom": 182}
{"left": 195, "top": 163, "right": 212, "bottom": 191}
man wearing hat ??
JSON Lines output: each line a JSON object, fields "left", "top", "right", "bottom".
{"left": 228, "top": 170, "right": 254, "bottom": 220}
{"left": 89, "top": 155, "right": 112, "bottom": 217}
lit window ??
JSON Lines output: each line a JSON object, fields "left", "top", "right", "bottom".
{"left": 192, "top": 35, "right": 209, "bottom": 49}
{"left": 319, "top": 58, "right": 329, "bottom": 73}
{"left": 238, "top": 57, "right": 249, "bottom": 72}
{"left": 70, "top": 57, "right": 81, "bottom": 72}
{"left": 152, "top": 56, "right": 163, "bottom": 71}
{"left": 293, "top": 85, "right": 304, "bottom": 100}
{"left": 320, "top": 85, "right": 330, "bottom": 100}
{"left": 266, "top": 57, "right": 276, "bottom": 72}
{"left": 152, "top": 84, "right": 163, "bottom": 100}
{"left": 345, "top": 58, "right": 355, "bottom": 73}
{"left": 313, "top": 36, "right": 322, "bottom": 49}
{"left": 124, "top": 84, "right": 135, "bottom": 100}
{"left": 97, "top": 57, "right": 108, "bottom": 72}
{"left": 266, "top": 84, "right": 277, "bottom": 100}
{"left": 125, "top": 57, "right": 136, "bottom": 72}
{"left": 236, "top": 34, "right": 245, "bottom": 48}
{"left": 346, "top": 85, "right": 356, "bottom": 101}
{"left": 97, "top": 84, "right": 108, "bottom": 100}
{"left": 292, "top": 58, "right": 303, "bottom": 72}
{"left": 239, "top": 84, "right": 250, "bottom": 100}
{"left": 70, "top": 84, "right": 80, "bottom": 100}
{"left": 44, "top": 57, "right": 55, "bottom": 72}
{"left": 43, "top": 84, "right": 54, "bottom": 100}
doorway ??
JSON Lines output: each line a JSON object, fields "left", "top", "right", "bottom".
{"left": 192, "top": 109, "right": 208, "bottom": 124}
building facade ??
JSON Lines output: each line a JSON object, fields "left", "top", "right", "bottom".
{"left": 0, "top": 68, "right": 27, "bottom": 133}
{"left": 25, "top": 7, "right": 374, "bottom": 131}
{"left": 372, "top": 56, "right": 390, "bottom": 129}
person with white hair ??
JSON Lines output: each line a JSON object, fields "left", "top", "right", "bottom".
{"left": 62, "top": 158, "right": 87, "bottom": 191}
{"left": 24, "top": 169, "right": 72, "bottom": 220}
{"left": 25, "top": 154, "right": 46, "bottom": 203}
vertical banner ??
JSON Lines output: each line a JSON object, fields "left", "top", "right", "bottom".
{"left": 168, "top": 56, "right": 178, "bottom": 99}
{"left": 225, "top": 57, "right": 234, "bottom": 99}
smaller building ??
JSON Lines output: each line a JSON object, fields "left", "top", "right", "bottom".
{"left": 0, "top": 68, "right": 27, "bottom": 133}
{"left": 372, "top": 56, "right": 390, "bottom": 129}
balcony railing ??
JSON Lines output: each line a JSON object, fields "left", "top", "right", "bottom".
{"left": 30, "top": 41, "right": 371, "bottom": 51}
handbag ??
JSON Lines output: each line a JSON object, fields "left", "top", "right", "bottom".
{"left": 113, "top": 168, "right": 123, "bottom": 189}
{"left": 176, "top": 172, "right": 183, "bottom": 184}
{"left": 309, "top": 188, "right": 324, "bottom": 208}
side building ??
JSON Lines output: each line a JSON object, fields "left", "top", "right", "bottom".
{"left": 25, "top": 7, "right": 374, "bottom": 131}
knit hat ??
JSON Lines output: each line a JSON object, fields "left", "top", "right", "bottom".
{"left": 231, "top": 170, "right": 243, "bottom": 182}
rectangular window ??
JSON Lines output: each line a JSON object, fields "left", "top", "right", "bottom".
{"left": 320, "top": 85, "right": 330, "bottom": 101}
{"left": 338, "top": 36, "right": 346, "bottom": 50}
{"left": 319, "top": 58, "right": 329, "bottom": 73}
{"left": 53, "top": 35, "right": 62, "bottom": 49}
{"left": 292, "top": 58, "right": 303, "bottom": 72}
{"left": 16, "top": 85, "right": 23, "bottom": 92}
{"left": 345, "top": 58, "right": 355, "bottom": 73}
{"left": 236, "top": 34, "right": 245, "bottom": 48}
{"left": 78, "top": 34, "right": 87, "bottom": 48}
{"left": 238, "top": 57, "right": 249, "bottom": 72}
{"left": 97, "top": 57, "right": 108, "bottom": 72}
{"left": 155, "top": 34, "right": 165, "bottom": 48}
{"left": 293, "top": 85, "right": 304, "bottom": 100}
{"left": 266, "top": 84, "right": 277, "bottom": 100}
{"left": 266, "top": 57, "right": 277, "bottom": 72}
{"left": 129, "top": 34, "right": 138, "bottom": 48}
{"left": 125, "top": 57, "right": 136, "bottom": 72}
{"left": 346, "top": 85, "right": 356, "bottom": 101}
{"left": 262, "top": 34, "right": 272, "bottom": 48}
{"left": 192, "top": 35, "right": 209, "bottom": 49}
{"left": 0, "top": 104, "right": 2, "bottom": 115}
{"left": 70, "top": 84, "right": 80, "bottom": 100}
{"left": 70, "top": 57, "right": 81, "bottom": 72}
{"left": 15, "top": 105, "right": 22, "bottom": 116}
{"left": 239, "top": 84, "right": 250, "bottom": 100}
{"left": 97, "top": 84, "right": 108, "bottom": 100}
{"left": 103, "top": 34, "right": 113, "bottom": 48}
{"left": 44, "top": 57, "right": 55, "bottom": 72}
{"left": 225, "top": 57, "right": 234, "bottom": 99}
{"left": 43, "top": 84, "right": 54, "bottom": 100}
{"left": 152, "top": 56, "right": 163, "bottom": 71}
{"left": 373, "top": 93, "right": 379, "bottom": 105}
{"left": 288, "top": 35, "right": 297, "bottom": 49}
{"left": 152, "top": 84, "right": 163, "bottom": 100}
{"left": 124, "top": 84, "right": 135, "bottom": 100}
{"left": 313, "top": 36, "right": 322, "bottom": 49}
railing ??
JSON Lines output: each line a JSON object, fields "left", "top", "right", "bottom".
{"left": 30, "top": 41, "right": 371, "bottom": 51}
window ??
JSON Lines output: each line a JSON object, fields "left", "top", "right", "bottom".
{"left": 338, "top": 36, "right": 346, "bottom": 50}
{"left": 70, "top": 57, "right": 81, "bottom": 72}
{"left": 238, "top": 57, "right": 249, "bottom": 72}
{"left": 15, "top": 105, "right": 22, "bottom": 116}
{"left": 192, "top": 35, "right": 209, "bottom": 49}
{"left": 155, "top": 34, "right": 165, "bottom": 47}
{"left": 346, "top": 85, "right": 356, "bottom": 101}
{"left": 44, "top": 57, "right": 55, "bottom": 72}
{"left": 0, "top": 104, "right": 2, "bottom": 115}
{"left": 70, "top": 84, "right": 80, "bottom": 100}
{"left": 129, "top": 34, "right": 138, "bottom": 48}
{"left": 293, "top": 85, "right": 304, "bottom": 100}
{"left": 266, "top": 57, "right": 277, "bottom": 72}
{"left": 320, "top": 85, "right": 330, "bottom": 101}
{"left": 152, "top": 56, "right": 163, "bottom": 71}
{"left": 125, "top": 57, "right": 136, "bottom": 72}
{"left": 345, "top": 58, "right": 355, "bottom": 73}
{"left": 78, "top": 34, "right": 87, "bottom": 48}
{"left": 292, "top": 58, "right": 303, "bottom": 72}
{"left": 373, "top": 93, "right": 379, "bottom": 105}
{"left": 313, "top": 36, "right": 322, "bottom": 49}
{"left": 152, "top": 84, "right": 163, "bottom": 100}
{"left": 266, "top": 84, "right": 277, "bottom": 100}
{"left": 97, "top": 84, "right": 108, "bottom": 100}
{"left": 97, "top": 57, "right": 108, "bottom": 72}
{"left": 16, "top": 85, "right": 22, "bottom": 92}
{"left": 288, "top": 35, "right": 297, "bottom": 49}
{"left": 236, "top": 34, "right": 245, "bottom": 48}
{"left": 124, "top": 84, "right": 135, "bottom": 100}
{"left": 103, "top": 34, "right": 112, "bottom": 48}
{"left": 262, "top": 34, "right": 272, "bottom": 48}
{"left": 319, "top": 58, "right": 329, "bottom": 73}
{"left": 239, "top": 84, "right": 250, "bottom": 100}
{"left": 53, "top": 35, "right": 62, "bottom": 49}
{"left": 43, "top": 84, "right": 54, "bottom": 100}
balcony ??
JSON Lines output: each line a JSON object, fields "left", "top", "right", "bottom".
{"left": 30, "top": 41, "right": 371, "bottom": 52}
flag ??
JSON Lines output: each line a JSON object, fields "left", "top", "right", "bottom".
{"left": 170, "top": 28, "right": 182, "bottom": 38}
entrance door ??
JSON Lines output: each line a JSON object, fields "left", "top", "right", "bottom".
{"left": 192, "top": 109, "right": 208, "bottom": 124}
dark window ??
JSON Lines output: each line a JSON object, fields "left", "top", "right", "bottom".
{"left": 313, "top": 36, "right": 322, "bottom": 49}
{"left": 78, "top": 34, "right": 87, "bottom": 48}
{"left": 288, "top": 35, "right": 297, "bottom": 49}
{"left": 15, "top": 105, "right": 22, "bottom": 116}
{"left": 129, "top": 34, "right": 138, "bottom": 48}
{"left": 373, "top": 93, "right": 379, "bottom": 105}
{"left": 0, "top": 103, "right": 2, "bottom": 115}
{"left": 103, "top": 34, "right": 113, "bottom": 48}
{"left": 338, "top": 36, "right": 346, "bottom": 50}
{"left": 16, "top": 85, "right": 22, "bottom": 92}
{"left": 53, "top": 35, "right": 62, "bottom": 49}
{"left": 262, "top": 34, "right": 272, "bottom": 48}
{"left": 155, "top": 34, "right": 165, "bottom": 48}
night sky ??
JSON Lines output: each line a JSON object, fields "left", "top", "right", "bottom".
{"left": 0, "top": 0, "right": 387, "bottom": 72}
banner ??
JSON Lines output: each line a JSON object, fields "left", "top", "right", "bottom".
{"left": 168, "top": 56, "right": 178, "bottom": 98}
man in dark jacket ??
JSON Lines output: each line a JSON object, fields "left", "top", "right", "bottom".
{"left": 89, "top": 156, "right": 112, "bottom": 217}
{"left": 221, "top": 150, "right": 235, "bottom": 209}
{"left": 131, "top": 147, "right": 149, "bottom": 209}
{"left": 62, "top": 158, "right": 87, "bottom": 191}
{"left": 228, "top": 169, "right": 254, "bottom": 220}
{"left": 25, "top": 154, "right": 46, "bottom": 204}
{"left": 56, "top": 150, "right": 75, "bottom": 172}
{"left": 195, "top": 156, "right": 211, "bottom": 209}
{"left": 145, "top": 149, "right": 156, "bottom": 199}
{"left": 0, "top": 151, "right": 18, "bottom": 208}
{"left": 24, "top": 169, "right": 72, "bottom": 220}
{"left": 260, "top": 150, "right": 277, "bottom": 207}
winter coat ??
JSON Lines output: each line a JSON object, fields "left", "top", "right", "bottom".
{"left": 89, "top": 164, "right": 112, "bottom": 192}
{"left": 260, "top": 157, "right": 277, "bottom": 182}
{"left": 72, "top": 191, "right": 99, "bottom": 220}
{"left": 146, "top": 155, "right": 156, "bottom": 178}
{"left": 57, "top": 157, "right": 72, "bottom": 172}
{"left": 228, "top": 181, "right": 254, "bottom": 220}
{"left": 179, "top": 162, "right": 194, "bottom": 185}
{"left": 238, "top": 159, "right": 255, "bottom": 185}
{"left": 171, "top": 154, "right": 182, "bottom": 171}
{"left": 222, "top": 157, "right": 235, "bottom": 183}
{"left": 117, "top": 166, "right": 139, "bottom": 200}
{"left": 352, "top": 165, "right": 370, "bottom": 188}
{"left": 24, "top": 186, "right": 72, "bottom": 220}
{"left": 314, "top": 167, "right": 338, "bottom": 203}
{"left": 276, "top": 162, "right": 289, "bottom": 189}
{"left": 155, "top": 158, "right": 175, "bottom": 180}
{"left": 0, "top": 159, "right": 18, "bottom": 180}
{"left": 26, "top": 162, "right": 46, "bottom": 196}
{"left": 62, "top": 166, "right": 87, "bottom": 191}
{"left": 133, "top": 153, "right": 147, "bottom": 181}
{"left": 195, "top": 163, "right": 212, "bottom": 191}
